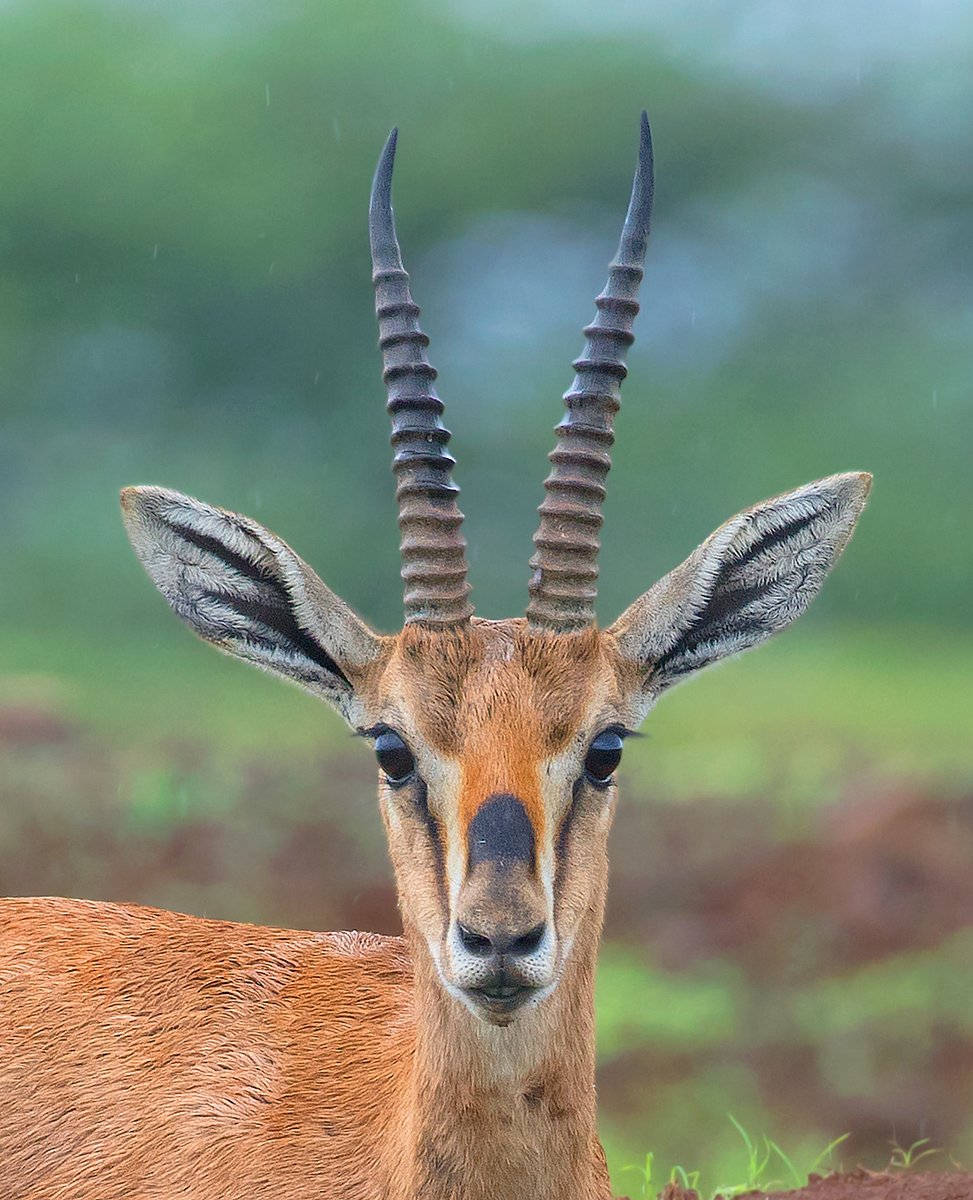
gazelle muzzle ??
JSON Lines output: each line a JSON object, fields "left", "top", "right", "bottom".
{"left": 444, "top": 793, "right": 556, "bottom": 1018}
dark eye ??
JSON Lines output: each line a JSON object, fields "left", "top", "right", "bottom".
{"left": 584, "top": 730, "right": 624, "bottom": 786}
{"left": 375, "top": 730, "right": 416, "bottom": 786}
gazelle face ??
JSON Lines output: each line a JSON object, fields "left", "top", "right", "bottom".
{"left": 366, "top": 622, "right": 632, "bottom": 1022}
{"left": 121, "top": 117, "right": 870, "bottom": 1028}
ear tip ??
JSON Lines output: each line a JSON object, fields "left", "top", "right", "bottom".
{"left": 806, "top": 471, "right": 872, "bottom": 508}
{"left": 120, "top": 483, "right": 189, "bottom": 507}
{"left": 119, "top": 484, "right": 164, "bottom": 519}
{"left": 835, "top": 470, "right": 873, "bottom": 503}
{"left": 120, "top": 485, "right": 155, "bottom": 521}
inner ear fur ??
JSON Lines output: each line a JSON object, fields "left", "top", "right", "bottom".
{"left": 121, "top": 485, "right": 384, "bottom": 721}
{"left": 608, "top": 472, "right": 871, "bottom": 693}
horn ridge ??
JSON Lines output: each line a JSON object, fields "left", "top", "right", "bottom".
{"left": 527, "top": 111, "right": 654, "bottom": 632}
{"left": 369, "top": 128, "right": 473, "bottom": 627}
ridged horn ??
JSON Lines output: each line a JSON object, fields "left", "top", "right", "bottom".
{"left": 526, "top": 112, "right": 654, "bottom": 632}
{"left": 369, "top": 129, "right": 473, "bottom": 627}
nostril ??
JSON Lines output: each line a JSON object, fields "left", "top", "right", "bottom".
{"left": 508, "top": 922, "right": 546, "bottom": 957}
{"left": 456, "top": 921, "right": 548, "bottom": 959}
{"left": 457, "top": 923, "right": 494, "bottom": 957}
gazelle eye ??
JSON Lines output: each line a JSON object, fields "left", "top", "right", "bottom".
{"left": 375, "top": 730, "right": 415, "bottom": 786}
{"left": 584, "top": 730, "right": 624, "bottom": 786}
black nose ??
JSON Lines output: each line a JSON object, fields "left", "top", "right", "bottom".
{"left": 457, "top": 920, "right": 547, "bottom": 959}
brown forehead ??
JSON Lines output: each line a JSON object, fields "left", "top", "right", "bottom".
{"left": 386, "top": 619, "right": 615, "bottom": 756}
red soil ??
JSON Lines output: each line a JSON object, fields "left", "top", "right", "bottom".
{"left": 646, "top": 1168, "right": 973, "bottom": 1198}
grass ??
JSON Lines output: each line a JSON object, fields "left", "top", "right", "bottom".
{"left": 620, "top": 1128, "right": 956, "bottom": 1198}
{"left": 888, "top": 1138, "right": 941, "bottom": 1171}
{"left": 0, "top": 622, "right": 340, "bottom": 754}
{"left": 622, "top": 1152, "right": 700, "bottom": 1197}
{"left": 621, "top": 1119, "right": 851, "bottom": 1198}
{"left": 632, "top": 622, "right": 973, "bottom": 802}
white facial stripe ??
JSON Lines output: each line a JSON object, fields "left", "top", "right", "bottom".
{"left": 536, "top": 743, "right": 577, "bottom": 915}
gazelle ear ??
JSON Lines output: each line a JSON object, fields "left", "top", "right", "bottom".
{"left": 608, "top": 473, "right": 871, "bottom": 697}
{"left": 121, "top": 486, "right": 384, "bottom": 723}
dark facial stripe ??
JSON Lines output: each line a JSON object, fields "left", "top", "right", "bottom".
{"left": 556, "top": 778, "right": 583, "bottom": 866}
{"left": 467, "top": 794, "right": 536, "bottom": 871}
{"left": 415, "top": 780, "right": 449, "bottom": 928}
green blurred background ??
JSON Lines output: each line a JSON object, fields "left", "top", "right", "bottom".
{"left": 2, "top": 0, "right": 971, "bottom": 1192}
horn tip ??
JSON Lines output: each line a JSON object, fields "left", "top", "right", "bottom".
{"left": 639, "top": 110, "right": 652, "bottom": 172}
{"left": 635, "top": 109, "right": 654, "bottom": 204}
{"left": 615, "top": 109, "right": 653, "bottom": 263}
{"left": 370, "top": 127, "right": 399, "bottom": 215}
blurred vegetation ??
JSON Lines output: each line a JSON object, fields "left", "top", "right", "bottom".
{"left": 1, "top": 0, "right": 971, "bottom": 1193}
{"left": 2, "top": 0, "right": 971, "bottom": 633}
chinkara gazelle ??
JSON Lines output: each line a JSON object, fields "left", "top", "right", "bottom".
{"left": 0, "top": 114, "right": 870, "bottom": 1199}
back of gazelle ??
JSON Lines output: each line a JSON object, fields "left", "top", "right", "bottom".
{"left": 0, "top": 117, "right": 869, "bottom": 1200}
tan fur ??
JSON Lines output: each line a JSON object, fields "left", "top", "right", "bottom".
{"left": 387, "top": 622, "right": 609, "bottom": 836}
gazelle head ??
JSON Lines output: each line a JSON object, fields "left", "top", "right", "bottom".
{"left": 122, "top": 116, "right": 870, "bottom": 1025}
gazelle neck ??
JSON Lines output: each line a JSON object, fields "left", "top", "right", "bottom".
{"left": 395, "top": 902, "right": 610, "bottom": 1200}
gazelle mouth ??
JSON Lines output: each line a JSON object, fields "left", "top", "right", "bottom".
{"left": 466, "top": 983, "right": 536, "bottom": 1015}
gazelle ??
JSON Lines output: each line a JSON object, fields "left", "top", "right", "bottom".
{"left": 1, "top": 115, "right": 869, "bottom": 1200}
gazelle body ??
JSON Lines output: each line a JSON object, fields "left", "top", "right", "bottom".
{"left": 0, "top": 116, "right": 870, "bottom": 1200}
